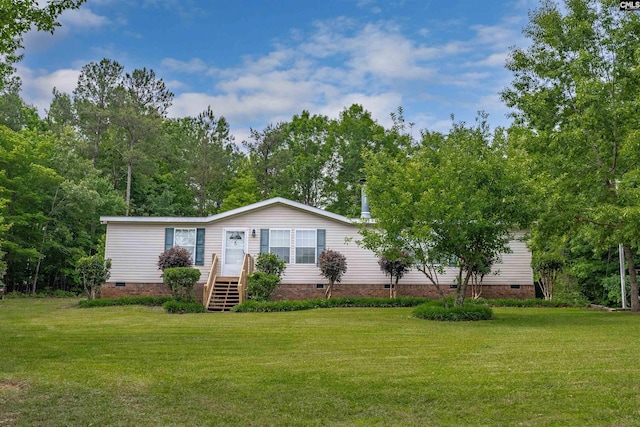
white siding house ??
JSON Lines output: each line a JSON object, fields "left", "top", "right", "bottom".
{"left": 100, "top": 197, "right": 534, "bottom": 300}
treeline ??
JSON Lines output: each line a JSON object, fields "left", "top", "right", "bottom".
{"left": 0, "top": 57, "right": 415, "bottom": 293}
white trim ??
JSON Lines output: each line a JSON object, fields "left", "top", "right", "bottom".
{"left": 222, "top": 228, "right": 249, "bottom": 276}
{"left": 100, "top": 197, "right": 354, "bottom": 225}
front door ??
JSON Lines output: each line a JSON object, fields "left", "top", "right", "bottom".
{"left": 222, "top": 229, "right": 248, "bottom": 276}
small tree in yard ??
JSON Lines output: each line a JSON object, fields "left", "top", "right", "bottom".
{"left": 378, "top": 250, "right": 410, "bottom": 298}
{"left": 77, "top": 255, "right": 111, "bottom": 300}
{"left": 163, "top": 267, "right": 201, "bottom": 302}
{"left": 247, "top": 253, "right": 287, "bottom": 302}
{"left": 318, "top": 249, "right": 347, "bottom": 299}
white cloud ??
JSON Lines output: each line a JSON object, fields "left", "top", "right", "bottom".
{"left": 161, "top": 58, "right": 209, "bottom": 74}
{"left": 59, "top": 8, "right": 110, "bottom": 29}
{"left": 17, "top": 66, "right": 80, "bottom": 114}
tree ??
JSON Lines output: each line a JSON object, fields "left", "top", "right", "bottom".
{"left": 501, "top": 0, "right": 640, "bottom": 311}
{"left": 281, "top": 111, "right": 334, "bottom": 207}
{"left": 76, "top": 255, "right": 111, "bottom": 300}
{"left": 111, "top": 67, "right": 173, "bottom": 216}
{"left": 220, "top": 158, "right": 261, "bottom": 212}
{"left": 318, "top": 249, "right": 347, "bottom": 299}
{"left": 73, "top": 58, "right": 124, "bottom": 166}
{"left": 378, "top": 249, "right": 410, "bottom": 298}
{"left": 180, "top": 107, "right": 238, "bottom": 215}
{"left": 326, "top": 104, "right": 387, "bottom": 217}
{"left": 361, "top": 115, "right": 531, "bottom": 307}
{"left": 0, "top": 0, "right": 85, "bottom": 91}
{"left": 244, "top": 123, "right": 289, "bottom": 199}
{"left": 529, "top": 230, "right": 566, "bottom": 301}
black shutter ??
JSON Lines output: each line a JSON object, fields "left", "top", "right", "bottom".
{"left": 195, "top": 228, "right": 205, "bottom": 266}
{"left": 260, "top": 229, "right": 269, "bottom": 253}
{"left": 164, "top": 228, "right": 174, "bottom": 251}
{"left": 316, "top": 229, "right": 326, "bottom": 264}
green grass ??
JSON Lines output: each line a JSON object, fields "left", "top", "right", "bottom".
{"left": 1, "top": 299, "right": 640, "bottom": 426}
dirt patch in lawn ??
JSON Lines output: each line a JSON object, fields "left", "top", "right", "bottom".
{"left": 0, "top": 380, "right": 25, "bottom": 390}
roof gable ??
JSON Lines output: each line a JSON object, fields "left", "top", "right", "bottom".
{"left": 100, "top": 197, "right": 355, "bottom": 225}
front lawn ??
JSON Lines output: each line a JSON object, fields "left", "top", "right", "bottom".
{"left": 0, "top": 298, "right": 638, "bottom": 426}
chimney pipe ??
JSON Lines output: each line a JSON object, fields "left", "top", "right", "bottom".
{"left": 360, "top": 178, "right": 371, "bottom": 219}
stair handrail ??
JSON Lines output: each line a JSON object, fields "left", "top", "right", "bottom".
{"left": 237, "top": 253, "right": 254, "bottom": 304}
{"left": 203, "top": 253, "right": 218, "bottom": 308}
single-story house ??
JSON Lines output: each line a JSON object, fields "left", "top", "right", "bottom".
{"left": 100, "top": 197, "right": 534, "bottom": 308}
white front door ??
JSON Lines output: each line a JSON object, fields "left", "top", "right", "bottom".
{"left": 222, "top": 229, "right": 248, "bottom": 276}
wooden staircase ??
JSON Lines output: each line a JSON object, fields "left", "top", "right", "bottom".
{"left": 203, "top": 253, "right": 254, "bottom": 312}
{"left": 207, "top": 277, "right": 240, "bottom": 312}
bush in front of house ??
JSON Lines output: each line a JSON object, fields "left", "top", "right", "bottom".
{"left": 76, "top": 255, "right": 111, "bottom": 300}
{"left": 78, "top": 296, "right": 173, "bottom": 307}
{"left": 413, "top": 303, "right": 493, "bottom": 321}
{"left": 246, "top": 253, "right": 287, "bottom": 302}
{"left": 232, "top": 296, "right": 432, "bottom": 312}
{"left": 318, "top": 249, "right": 347, "bottom": 299}
{"left": 158, "top": 247, "right": 193, "bottom": 270}
{"left": 163, "top": 300, "right": 205, "bottom": 314}
{"left": 255, "top": 252, "right": 286, "bottom": 277}
{"left": 163, "top": 267, "right": 201, "bottom": 302}
{"left": 246, "top": 271, "right": 281, "bottom": 302}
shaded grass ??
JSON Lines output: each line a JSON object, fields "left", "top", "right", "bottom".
{"left": 1, "top": 298, "right": 640, "bottom": 426}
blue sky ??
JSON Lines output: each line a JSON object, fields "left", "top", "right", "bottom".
{"left": 18, "top": 0, "right": 540, "bottom": 143}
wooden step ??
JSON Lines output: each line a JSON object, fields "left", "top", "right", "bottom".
{"left": 207, "top": 278, "right": 241, "bottom": 312}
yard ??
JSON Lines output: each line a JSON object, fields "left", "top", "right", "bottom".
{"left": 1, "top": 298, "right": 639, "bottom": 426}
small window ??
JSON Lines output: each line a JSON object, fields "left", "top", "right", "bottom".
{"left": 316, "top": 284, "right": 325, "bottom": 289}
{"left": 174, "top": 228, "right": 196, "bottom": 260}
{"left": 450, "top": 284, "right": 458, "bottom": 289}
{"left": 295, "top": 230, "right": 317, "bottom": 264}
{"left": 269, "top": 230, "right": 290, "bottom": 263}
{"left": 384, "top": 284, "right": 391, "bottom": 289}
{"left": 510, "top": 285, "right": 521, "bottom": 289}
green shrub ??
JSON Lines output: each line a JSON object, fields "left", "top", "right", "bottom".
{"left": 53, "top": 289, "right": 78, "bottom": 298}
{"left": 233, "top": 297, "right": 432, "bottom": 312}
{"left": 158, "top": 247, "right": 193, "bottom": 270}
{"left": 163, "top": 300, "right": 205, "bottom": 314}
{"left": 413, "top": 303, "right": 493, "bottom": 321}
{"left": 163, "top": 267, "right": 201, "bottom": 302}
{"left": 78, "top": 296, "right": 173, "bottom": 308}
{"left": 76, "top": 255, "right": 111, "bottom": 300}
{"left": 481, "top": 297, "right": 588, "bottom": 308}
{"left": 318, "top": 249, "right": 347, "bottom": 299}
{"left": 247, "top": 271, "right": 280, "bottom": 302}
{"left": 255, "top": 253, "right": 286, "bottom": 278}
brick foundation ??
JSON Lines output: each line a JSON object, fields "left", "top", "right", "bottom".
{"left": 272, "top": 283, "right": 535, "bottom": 300}
{"left": 101, "top": 282, "right": 205, "bottom": 302}
{"left": 102, "top": 282, "right": 533, "bottom": 302}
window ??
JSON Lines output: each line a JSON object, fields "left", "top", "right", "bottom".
{"left": 296, "top": 229, "right": 317, "bottom": 264}
{"left": 174, "top": 228, "right": 196, "bottom": 260}
{"left": 269, "top": 229, "right": 290, "bottom": 263}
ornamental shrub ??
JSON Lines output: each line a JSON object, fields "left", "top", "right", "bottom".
{"left": 158, "top": 247, "right": 193, "bottom": 271}
{"left": 318, "top": 249, "right": 347, "bottom": 299}
{"left": 78, "top": 296, "right": 173, "bottom": 308}
{"left": 413, "top": 303, "right": 493, "bottom": 321}
{"left": 163, "top": 300, "right": 205, "bottom": 314}
{"left": 76, "top": 255, "right": 111, "bottom": 300}
{"left": 163, "top": 267, "right": 201, "bottom": 302}
{"left": 255, "top": 252, "right": 286, "bottom": 278}
{"left": 246, "top": 271, "right": 280, "bottom": 302}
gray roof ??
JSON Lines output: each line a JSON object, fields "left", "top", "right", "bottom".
{"left": 100, "top": 197, "right": 358, "bottom": 225}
